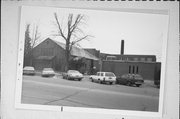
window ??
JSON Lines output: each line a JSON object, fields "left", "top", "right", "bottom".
{"left": 132, "top": 66, "right": 135, "bottom": 74}
{"left": 133, "top": 57, "right": 138, "bottom": 61}
{"left": 106, "top": 56, "right": 116, "bottom": 60}
{"left": 136, "top": 66, "right": 139, "bottom": 74}
{"left": 140, "top": 57, "right": 145, "bottom": 62}
{"left": 97, "top": 73, "right": 100, "bottom": 76}
{"left": 129, "top": 66, "right": 131, "bottom": 73}
{"left": 125, "top": 57, "right": 129, "bottom": 61}
{"left": 147, "top": 58, "right": 152, "bottom": 62}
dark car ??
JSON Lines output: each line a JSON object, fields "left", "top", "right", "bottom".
{"left": 116, "top": 74, "right": 144, "bottom": 87}
{"left": 23, "top": 66, "right": 35, "bottom": 75}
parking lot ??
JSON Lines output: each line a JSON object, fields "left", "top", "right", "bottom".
{"left": 21, "top": 74, "right": 159, "bottom": 112}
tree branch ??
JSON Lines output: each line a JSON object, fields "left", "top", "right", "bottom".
{"left": 74, "top": 35, "right": 89, "bottom": 44}
{"left": 70, "top": 14, "right": 84, "bottom": 33}
{"left": 31, "top": 23, "right": 41, "bottom": 48}
{"left": 54, "top": 12, "right": 67, "bottom": 41}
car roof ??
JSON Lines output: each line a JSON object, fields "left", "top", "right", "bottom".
{"left": 68, "top": 70, "right": 80, "bottom": 72}
{"left": 97, "top": 72, "right": 114, "bottom": 73}
{"left": 23, "top": 66, "right": 34, "bottom": 69}
{"left": 43, "top": 68, "right": 53, "bottom": 70}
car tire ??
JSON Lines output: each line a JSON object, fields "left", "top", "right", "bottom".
{"left": 136, "top": 84, "right": 141, "bottom": 87}
{"left": 127, "top": 82, "right": 131, "bottom": 86}
{"left": 109, "top": 82, "right": 113, "bottom": 85}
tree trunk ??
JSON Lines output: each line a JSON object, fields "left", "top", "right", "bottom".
{"left": 65, "top": 40, "right": 70, "bottom": 71}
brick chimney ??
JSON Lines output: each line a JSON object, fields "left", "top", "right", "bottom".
{"left": 121, "top": 40, "right": 124, "bottom": 55}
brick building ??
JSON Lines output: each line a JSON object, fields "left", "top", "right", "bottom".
{"left": 85, "top": 47, "right": 161, "bottom": 81}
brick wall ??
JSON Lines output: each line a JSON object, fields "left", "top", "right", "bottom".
{"left": 102, "top": 60, "right": 161, "bottom": 80}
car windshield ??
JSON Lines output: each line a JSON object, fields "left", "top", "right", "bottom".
{"left": 68, "top": 70, "right": 79, "bottom": 73}
{"left": 105, "top": 72, "right": 115, "bottom": 77}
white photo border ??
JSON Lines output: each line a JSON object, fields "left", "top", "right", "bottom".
{"left": 15, "top": 5, "right": 169, "bottom": 118}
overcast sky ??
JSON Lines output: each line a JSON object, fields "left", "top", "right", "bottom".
{"left": 21, "top": 6, "right": 169, "bottom": 62}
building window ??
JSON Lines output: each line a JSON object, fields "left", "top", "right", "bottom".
{"left": 140, "top": 57, "right": 145, "bottom": 62}
{"left": 132, "top": 66, "right": 135, "bottom": 74}
{"left": 136, "top": 66, "right": 139, "bottom": 74}
{"left": 129, "top": 66, "right": 131, "bottom": 73}
{"left": 106, "top": 56, "right": 116, "bottom": 60}
{"left": 133, "top": 57, "right": 138, "bottom": 61}
{"left": 147, "top": 58, "right": 152, "bottom": 62}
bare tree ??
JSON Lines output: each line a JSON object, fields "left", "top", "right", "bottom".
{"left": 24, "top": 23, "right": 41, "bottom": 66}
{"left": 24, "top": 23, "right": 32, "bottom": 66}
{"left": 54, "top": 12, "right": 91, "bottom": 71}
{"left": 31, "top": 23, "right": 41, "bottom": 48}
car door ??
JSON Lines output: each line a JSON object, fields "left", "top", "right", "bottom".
{"left": 96, "top": 72, "right": 101, "bottom": 81}
{"left": 100, "top": 72, "right": 104, "bottom": 81}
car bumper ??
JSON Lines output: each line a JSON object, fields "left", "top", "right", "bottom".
{"left": 23, "top": 71, "right": 35, "bottom": 75}
{"left": 69, "top": 76, "right": 83, "bottom": 79}
{"left": 104, "top": 78, "right": 116, "bottom": 82}
{"left": 42, "top": 73, "right": 55, "bottom": 77}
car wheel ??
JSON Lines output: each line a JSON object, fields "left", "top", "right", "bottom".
{"left": 98, "top": 79, "right": 101, "bottom": 84}
{"left": 127, "top": 82, "right": 131, "bottom": 86}
{"left": 91, "top": 79, "right": 94, "bottom": 82}
{"left": 78, "top": 78, "right": 81, "bottom": 81}
{"left": 109, "top": 82, "right": 113, "bottom": 85}
{"left": 136, "top": 84, "right": 141, "bottom": 87}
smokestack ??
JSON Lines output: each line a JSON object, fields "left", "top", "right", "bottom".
{"left": 121, "top": 40, "right": 124, "bottom": 55}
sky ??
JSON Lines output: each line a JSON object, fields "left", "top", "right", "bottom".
{"left": 21, "top": 6, "right": 169, "bottom": 62}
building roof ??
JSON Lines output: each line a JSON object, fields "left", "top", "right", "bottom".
{"left": 50, "top": 38, "right": 99, "bottom": 61}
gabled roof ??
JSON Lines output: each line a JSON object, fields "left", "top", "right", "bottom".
{"left": 50, "top": 38, "right": 99, "bottom": 61}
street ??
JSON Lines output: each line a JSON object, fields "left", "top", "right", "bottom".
{"left": 21, "top": 75, "right": 159, "bottom": 112}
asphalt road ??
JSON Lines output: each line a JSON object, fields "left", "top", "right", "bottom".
{"left": 21, "top": 75, "right": 159, "bottom": 112}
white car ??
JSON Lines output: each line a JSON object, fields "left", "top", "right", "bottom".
{"left": 23, "top": 66, "right": 35, "bottom": 75}
{"left": 41, "top": 68, "right": 55, "bottom": 77}
{"left": 90, "top": 72, "right": 116, "bottom": 85}
{"left": 63, "top": 70, "right": 83, "bottom": 81}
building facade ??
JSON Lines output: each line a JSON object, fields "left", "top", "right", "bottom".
{"left": 84, "top": 48, "right": 161, "bottom": 81}
{"left": 30, "top": 38, "right": 98, "bottom": 73}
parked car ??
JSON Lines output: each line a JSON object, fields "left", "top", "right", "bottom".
{"left": 116, "top": 74, "right": 144, "bottom": 87}
{"left": 23, "top": 66, "right": 35, "bottom": 75}
{"left": 90, "top": 72, "right": 116, "bottom": 85}
{"left": 41, "top": 68, "right": 55, "bottom": 77}
{"left": 63, "top": 70, "right": 83, "bottom": 81}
